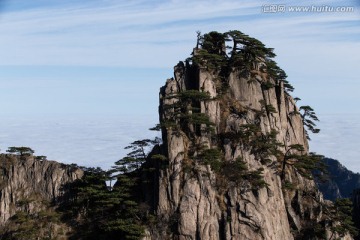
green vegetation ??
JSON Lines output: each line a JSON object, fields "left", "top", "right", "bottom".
{"left": 0, "top": 200, "right": 66, "bottom": 239}
{"left": 192, "top": 31, "right": 227, "bottom": 71}
{"left": 289, "top": 104, "right": 320, "bottom": 140}
{"left": 114, "top": 138, "right": 161, "bottom": 173}
{"left": 280, "top": 144, "right": 324, "bottom": 180}
{"left": 61, "top": 137, "right": 162, "bottom": 239}
{"left": 259, "top": 100, "right": 277, "bottom": 115}
{"left": 299, "top": 105, "right": 320, "bottom": 140}
{"left": 163, "top": 89, "right": 214, "bottom": 136}
{"left": 191, "top": 30, "right": 295, "bottom": 94}
{"left": 328, "top": 198, "right": 359, "bottom": 239}
{"left": 282, "top": 181, "right": 296, "bottom": 190}
{"left": 181, "top": 112, "right": 214, "bottom": 126}
{"left": 60, "top": 167, "right": 145, "bottom": 240}
{"left": 192, "top": 30, "right": 276, "bottom": 99}
{"left": 294, "top": 197, "right": 358, "bottom": 240}
{"left": 220, "top": 124, "right": 282, "bottom": 165}
{"left": 197, "top": 148, "right": 223, "bottom": 172}
{"left": 178, "top": 89, "right": 211, "bottom": 102}
{"left": 222, "top": 157, "right": 268, "bottom": 190}
{"left": 196, "top": 147, "right": 268, "bottom": 191}
{"left": 217, "top": 109, "right": 323, "bottom": 184}
{"left": 35, "top": 155, "right": 47, "bottom": 161}
{"left": 265, "top": 59, "right": 294, "bottom": 92}
{"left": 261, "top": 81, "right": 275, "bottom": 90}
{"left": 248, "top": 129, "right": 282, "bottom": 165}
{"left": 225, "top": 30, "right": 275, "bottom": 71}
{"left": 6, "top": 146, "right": 34, "bottom": 156}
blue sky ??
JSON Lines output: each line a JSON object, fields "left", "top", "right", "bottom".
{"left": 0, "top": 0, "right": 359, "bottom": 171}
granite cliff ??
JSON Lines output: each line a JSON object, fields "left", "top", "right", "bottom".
{"left": 0, "top": 154, "right": 83, "bottom": 238}
{"left": 141, "top": 31, "right": 355, "bottom": 240}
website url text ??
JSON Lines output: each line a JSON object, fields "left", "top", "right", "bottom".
{"left": 262, "top": 5, "right": 355, "bottom": 13}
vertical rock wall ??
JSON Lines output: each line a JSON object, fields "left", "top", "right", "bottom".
{"left": 0, "top": 154, "right": 83, "bottom": 225}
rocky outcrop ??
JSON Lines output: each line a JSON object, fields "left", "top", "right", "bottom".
{"left": 154, "top": 66, "right": 304, "bottom": 239}
{"left": 144, "top": 32, "right": 349, "bottom": 240}
{"left": 0, "top": 154, "right": 83, "bottom": 225}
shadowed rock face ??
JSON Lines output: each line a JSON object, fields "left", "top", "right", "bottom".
{"left": 142, "top": 49, "right": 334, "bottom": 240}
{"left": 0, "top": 154, "right": 83, "bottom": 225}
{"left": 316, "top": 158, "right": 360, "bottom": 201}
{"left": 353, "top": 189, "right": 360, "bottom": 240}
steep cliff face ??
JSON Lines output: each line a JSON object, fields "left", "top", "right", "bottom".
{"left": 0, "top": 154, "right": 83, "bottom": 225}
{"left": 145, "top": 31, "right": 345, "bottom": 240}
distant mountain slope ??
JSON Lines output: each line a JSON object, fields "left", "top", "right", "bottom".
{"left": 316, "top": 158, "right": 360, "bottom": 201}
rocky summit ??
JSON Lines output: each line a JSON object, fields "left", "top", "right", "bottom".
{"left": 141, "top": 31, "right": 355, "bottom": 240}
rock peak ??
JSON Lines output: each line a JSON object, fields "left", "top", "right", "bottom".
{"left": 143, "top": 30, "right": 352, "bottom": 240}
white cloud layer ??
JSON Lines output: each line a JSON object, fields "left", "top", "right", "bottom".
{"left": 310, "top": 114, "right": 360, "bottom": 173}
{"left": 0, "top": 114, "right": 359, "bottom": 173}
{"left": 0, "top": 115, "right": 160, "bottom": 170}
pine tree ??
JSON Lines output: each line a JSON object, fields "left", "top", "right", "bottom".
{"left": 280, "top": 144, "right": 324, "bottom": 180}
{"left": 114, "top": 138, "right": 161, "bottom": 174}
{"left": 299, "top": 105, "right": 320, "bottom": 140}
{"left": 328, "top": 198, "right": 359, "bottom": 239}
{"left": 6, "top": 146, "right": 34, "bottom": 156}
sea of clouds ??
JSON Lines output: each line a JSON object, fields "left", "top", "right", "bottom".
{"left": 0, "top": 115, "right": 159, "bottom": 170}
{"left": 310, "top": 114, "right": 360, "bottom": 173}
{"left": 0, "top": 113, "right": 359, "bottom": 173}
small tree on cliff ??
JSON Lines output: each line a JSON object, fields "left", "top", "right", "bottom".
{"left": 327, "top": 198, "right": 359, "bottom": 239}
{"left": 248, "top": 128, "right": 283, "bottom": 165}
{"left": 280, "top": 144, "right": 324, "bottom": 180}
{"left": 280, "top": 144, "right": 304, "bottom": 180}
{"left": 113, "top": 138, "right": 161, "bottom": 174}
{"left": 163, "top": 89, "right": 214, "bottom": 136}
{"left": 265, "top": 59, "right": 294, "bottom": 92}
{"left": 299, "top": 105, "right": 320, "bottom": 140}
{"left": 35, "top": 155, "right": 47, "bottom": 161}
{"left": 6, "top": 146, "right": 34, "bottom": 156}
